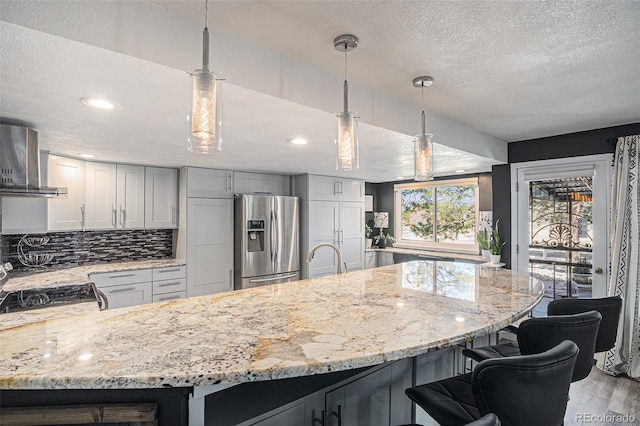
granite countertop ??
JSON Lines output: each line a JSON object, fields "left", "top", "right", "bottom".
{"left": 2, "top": 259, "right": 185, "bottom": 292}
{"left": 0, "top": 259, "right": 185, "bottom": 330}
{"left": 0, "top": 261, "right": 542, "bottom": 390}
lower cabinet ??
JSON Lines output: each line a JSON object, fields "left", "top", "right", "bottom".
{"left": 235, "top": 360, "right": 412, "bottom": 426}
{"left": 91, "top": 266, "right": 186, "bottom": 309}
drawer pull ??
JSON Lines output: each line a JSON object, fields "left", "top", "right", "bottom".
{"left": 157, "top": 268, "right": 181, "bottom": 273}
{"left": 157, "top": 294, "right": 181, "bottom": 301}
{"left": 108, "top": 273, "right": 136, "bottom": 278}
{"left": 158, "top": 281, "right": 181, "bottom": 287}
{"left": 109, "top": 286, "right": 136, "bottom": 294}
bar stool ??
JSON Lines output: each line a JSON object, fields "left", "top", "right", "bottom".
{"left": 462, "top": 310, "right": 601, "bottom": 382}
{"left": 405, "top": 340, "right": 578, "bottom": 426}
{"left": 547, "top": 296, "right": 622, "bottom": 353}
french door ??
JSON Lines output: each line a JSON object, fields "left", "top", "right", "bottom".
{"left": 511, "top": 155, "right": 612, "bottom": 316}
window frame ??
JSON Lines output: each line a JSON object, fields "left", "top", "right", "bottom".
{"left": 394, "top": 177, "right": 480, "bottom": 253}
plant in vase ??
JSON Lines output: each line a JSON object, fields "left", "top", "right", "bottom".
{"left": 374, "top": 232, "right": 395, "bottom": 249}
{"left": 489, "top": 220, "right": 506, "bottom": 264}
{"left": 365, "top": 224, "right": 373, "bottom": 249}
{"left": 477, "top": 227, "right": 490, "bottom": 261}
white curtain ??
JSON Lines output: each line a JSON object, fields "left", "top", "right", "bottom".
{"left": 600, "top": 134, "right": 640, "bottom": 380}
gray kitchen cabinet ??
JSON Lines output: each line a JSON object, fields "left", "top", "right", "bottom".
{"left": 233, "top": 172, "right": 290, "bottom": 196}
{"left": 144, "top": 167, "right": 178, "bottom": 229}
{"left": 186, "top": 197, "right": 234, "bottom": 296}
{"left": 47, "top": 154, "right": 86, "bottom": 231}
{"left": 91, "top": 269, "right": 153, "bottom": 309}
{"left": 249, "top": 402, "right": 306, "bottom": 426}
{"left": 186, "top": 167, "right": 233, "bottom": 198}
{"left": 85, "top": 162, "right": 117, "bottom": 229}
{"left": 295, "top": 174, "right": 365, "bottom": 279}
{"left": 151, "top": 266, "right": 187, "bottom": 302}
{"left": 116, "top": 164, "right": 145, "bottom": 229}
{"left": 365, "top": 251, "right": 376, "bottom": 269}
{"left": 308, "top": 175, "right": 364, "bottom": 202}
{"left": 377, "top": 251, "right": 394, "bottom": 267}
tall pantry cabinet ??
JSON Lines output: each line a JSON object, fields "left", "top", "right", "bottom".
{"left": 177, "top": 167, "right": 234, "bottom": 297}
{"left": 294, "top": 175, "right": 365, "bottom": 279}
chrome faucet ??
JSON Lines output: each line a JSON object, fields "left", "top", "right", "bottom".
{"left": 306, "top": 243, "right": 347, "bottom": 274}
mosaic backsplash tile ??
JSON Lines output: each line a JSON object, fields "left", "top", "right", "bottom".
{"left": 0, "top": 229, "right": 173, "bottom": 272}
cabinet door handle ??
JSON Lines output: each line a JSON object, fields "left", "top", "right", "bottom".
{"left": 339, "top": 180, "right": 344, "bottom": 195}
{"left": 157, "top": 268, "right": 181, "bottom": 274}
{"left": 157, "top": 281, "right": 181, "bottom": 287}
{"left": 226, "top": 175, "right": 232, "bottom": 192}
{"left": 313, "top": 410, "right": 325, "bottom": 425}
{"left": 330, "top": 405, "right": 342, "bottom": 426}
{"left": 109, "top": 286, "right": 136, "bottom": 294}
{"left": 112, "top": 205, "right": 117, "bottom": 227}
{"left": 229, "top": 269, "right": 233, "bottom": 290}
{"left": 172, "top": 206, "right": 177, "bottom": 226}
{"left": 156, "top": 294, "right": 182, "bottom": 301}
{"left": 108, "top": 273, "right": 136, "bottom": 278}
{"left": 120, "top": 205, "right": 125, "bottom": 227}
{"left": 80, "top": 204, "right": 85, "bottom": 229}
{"left": 334, "top": 180, "right": 339, "bottom": 196}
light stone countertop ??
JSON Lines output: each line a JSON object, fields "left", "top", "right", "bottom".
{"left": 365, "top": 246, "right": 484, "bottom": 263}
{"left": 0, "top": 261, "right": 542, "bottom": 390}
{"left": 0, "top": 259, "right": 185, "bottom": 330}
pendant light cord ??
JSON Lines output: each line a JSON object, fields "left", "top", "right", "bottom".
{"left": 343, "top": 44, "right": 349, "bottom": 112}
{"left": 205, "top": 0, "right": 209, "bottom": 29}
{"left": 202, "top": 0, "right": 210, "bottom": 70}
{"left": 421, "top": 85, "right": 426, "bottom": 136}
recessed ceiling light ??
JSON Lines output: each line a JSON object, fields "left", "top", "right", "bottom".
{"left": 455, "top": 169, "right": 466, "bottom": 173}
{"left": 289, "top": 138, "right": 309, "bottom": 145}
{"left": 80, "top": 97, "right": 119, "bottom": 110}
{"left": 79, "top": 154, "right": 95, "bottom": 159}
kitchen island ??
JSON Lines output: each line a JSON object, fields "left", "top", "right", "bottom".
{"left": 0, "top": 261, "right": 543, "bottom": 424}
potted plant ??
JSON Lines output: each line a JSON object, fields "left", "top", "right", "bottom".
{"left": 477, "top": 227, "right": 490, "bottom": 261}
{"left": 365, "top": 224, "right": 373, "bottom": 249}
{"left": 374, "top": 232, "right": 395, "bottom": 249}
{"left": 489, "top": 219, "right": 506, "bottom": 264}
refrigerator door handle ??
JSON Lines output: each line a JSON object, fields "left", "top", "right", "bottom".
{"left": 273, "top": 209, "right": 279, "bottom": 266}
{"left": 249, "top": 273, "right": 297, "bottom": 283}
{"left": 270, "top": 210, "right": 276, "bottom": 264}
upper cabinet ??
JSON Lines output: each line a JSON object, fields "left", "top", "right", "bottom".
{"left": 85, "top": 162, "right": 117, "bottom": 229}
{"left": 84, "top": 163, "right": 146, "bottom": 230}
{"left": 116, "top": 165, "right": 145, "bottom": 229}
{"left": 50, "top": 157, "right": 178, "bottom": 232}
{"left": 187, "top": 168, "right": 233, "bottom": 198}
{"left": 308, "top": 175, "right": 364, "bottom": 202}
{"left": 233, "top": 172, "right": 290, "bottom": 196}
{"left": 48, "top": 155, "right": 86, "bottom": 231}
{"left": 145, "top": 167, "right": 178, "bottom": 228}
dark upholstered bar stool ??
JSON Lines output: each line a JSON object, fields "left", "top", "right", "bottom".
{"left": 547, "top": 296, "right": 622, "bottom": 353}
{"left": 462, "top": 310, "right": 601, "bottom": 382}
{"left": 405, "top": 340, "right": 578, "bottom": 426}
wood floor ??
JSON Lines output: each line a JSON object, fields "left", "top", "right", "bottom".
{"left": 565, "top": 367, "right": 640, "bottom": 425}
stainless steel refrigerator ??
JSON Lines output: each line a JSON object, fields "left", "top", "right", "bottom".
{"left": 234, "top": 195, "right": 300, "bottom": 289}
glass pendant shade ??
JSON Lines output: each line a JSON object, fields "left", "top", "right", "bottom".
{"left": 336, "top": 111, "right": 359, "bottom": 170}
{"left": 188, "top": 69, "right": 223, "bottom": 153}
{"left": 414, "top": 133, "right": 434, "bottom": 181}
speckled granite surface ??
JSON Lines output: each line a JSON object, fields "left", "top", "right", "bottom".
{"left": 0, "top": 261, "right": 542, "bottom": 390}
{"left": 0, "top": 259, "right": 184, "bottom": 330}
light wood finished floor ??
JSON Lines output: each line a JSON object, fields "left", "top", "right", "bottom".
{"left": 565, "top": 367, "right": 639, "bottom": 425}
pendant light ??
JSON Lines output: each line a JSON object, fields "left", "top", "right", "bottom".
{"left": 334, "top": 34, "right": 359, "bottom": 171}
{"left": 188, "top": 0, "right": 223, "bottom": 154}
{"left": 413, "top": 76, "right": 434, "bottom": 181}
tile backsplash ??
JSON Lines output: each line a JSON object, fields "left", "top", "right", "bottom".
{"left": 0, "top": 229, "right": 174, "bottom": 272}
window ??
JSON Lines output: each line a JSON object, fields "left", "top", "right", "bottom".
{"left": 394, "top": 178, "right": 479, "bottom": 252}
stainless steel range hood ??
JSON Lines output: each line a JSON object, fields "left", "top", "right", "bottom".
{"left": 0, "top": 125, "right": 67, "bottom": 197}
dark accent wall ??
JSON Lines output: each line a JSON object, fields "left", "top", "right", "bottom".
{"left": 0, "top": 229, "right": 173, "bottom": 272}
{"left": 508, "top": 123, "right": 640, "bottom": 163}
{"left": 491, "top": 165, "right": 511, "bottom": 267}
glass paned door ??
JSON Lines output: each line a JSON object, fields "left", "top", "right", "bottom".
{"left": 528, "top": 177, "right": 594, "bottom": 316}
{"left": 512, "top": 155, "right": 612, "bottom": 317}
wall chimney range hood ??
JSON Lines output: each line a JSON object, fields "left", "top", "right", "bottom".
{"left": 0, "top": 124, "right": 67, "bottom": 197}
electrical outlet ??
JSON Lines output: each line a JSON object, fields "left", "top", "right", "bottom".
{"left": 2, "top": 262, "right": 13, "bottom": 271}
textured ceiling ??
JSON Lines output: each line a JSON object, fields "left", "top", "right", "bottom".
{"left": 1, "top": 1, "right": 639, "bottom": 183}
